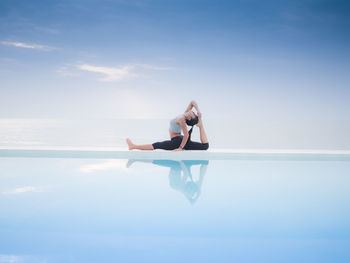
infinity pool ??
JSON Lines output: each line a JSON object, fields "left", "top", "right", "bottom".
{"left": 1, "top": 155, "right": 350, "bottom": 262}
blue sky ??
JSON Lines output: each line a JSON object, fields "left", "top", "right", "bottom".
{"left": 0, "top": 0, "right": 349, "bottom": 119}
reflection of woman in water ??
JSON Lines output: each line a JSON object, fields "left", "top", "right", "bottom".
{"left": 127, "top": 159, "right": 208, "bottom": 204}
{"left": 126, "top": 100, "right": 209, "bottom": 151}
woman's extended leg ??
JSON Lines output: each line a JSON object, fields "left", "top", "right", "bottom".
{"left": 126, "top": 138, "right": 154, "bottom": 150}
{"left": 126, "top": 137, "right": 182, "bottom": 151}
{"left": 184, "top": 118, "right": 209, "bottom": 150}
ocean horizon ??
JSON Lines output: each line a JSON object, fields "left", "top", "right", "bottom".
{"left": 1, "top": 118, "right": 349, "bottom": 151}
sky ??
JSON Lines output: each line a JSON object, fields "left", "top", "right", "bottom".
{"left": 0, "top": 0, "right": 349, "bottom": 120}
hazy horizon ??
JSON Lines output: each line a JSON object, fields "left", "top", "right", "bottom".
{"left": 1, "top": 118, "right": 349, "bottom": 150}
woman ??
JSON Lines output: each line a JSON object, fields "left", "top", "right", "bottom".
{"left": 126, "top": 100, "right": 209, "bottom": 151}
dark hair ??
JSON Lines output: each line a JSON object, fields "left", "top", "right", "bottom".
{"left": 185, "top": 115, "right": 198, "bottom": 140}
{"left": 186, "top": 116, "right": 198, "bottom": 126}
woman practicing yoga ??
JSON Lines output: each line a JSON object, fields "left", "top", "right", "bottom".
{"left": 126, "top": 100, "right": 209, "bottom": 151}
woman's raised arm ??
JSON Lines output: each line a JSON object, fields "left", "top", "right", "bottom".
{"left": 185, "top": 100, "right": 200, "bottom": 113}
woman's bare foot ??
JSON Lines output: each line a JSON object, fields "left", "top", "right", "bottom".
{"left": 126, "top": 138, "right": 134, "bottom": 150}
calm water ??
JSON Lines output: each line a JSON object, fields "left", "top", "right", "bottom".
{"left": 1, "top": 118, "right": 350, "bottom": 150}
{"left": 1, "top": 156, "right": 350, "bottom": 262}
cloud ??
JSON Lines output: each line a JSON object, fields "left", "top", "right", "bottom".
{"left": 56, "top": 66, "right": 81, "bottom": 77}
{"left": 0, "top": 254, "right": 45, "bottom": 263}
{"left": 0, "top": 41, "right": 55, "bottom": 51}
{"left": 76, "top": 63, "right": 173, "bottom": 82}
{"left": 0, "top": 255, "right": 20, "bottom": 263}
{"left": 2, "top": 186, "right": 46, "bottom": 195}
{"left": 77, "top": 64, "right": 135, "bottom": 82}
{"left": 133, "top": 63, "right": 174, "bottom": 71}
{"left": 79, "top": 159, "right": 129, "bottom": 173}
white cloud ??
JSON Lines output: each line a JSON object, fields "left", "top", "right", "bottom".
{"left": 0, "top": 255, "right": 20, "bottom": 263}
{"left": 0, "top": 254, "right": 45, "bottom": 263}
{"left": 2, "top": 186, "right": 46, "bottom": 195}
{"left": 0, "top": 41, "right": 55, "bottom": 51}
{"left": 79, "top": 159, "right": 129, "bottom": 173}
{"left": 77, "top": 64, "right": 135, "bottom": 82}
{"left": 56, "top": 66, "right": 80, "bottom": 77}
{"left": 134, "top": 63, "right": 174, "bottom": 71}
{"left": 75, "top": 63, "right": 174, "bottom": 82}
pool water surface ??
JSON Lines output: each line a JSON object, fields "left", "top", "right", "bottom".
{"left": 0, "top": 156, "right": 349, "bottom": 262}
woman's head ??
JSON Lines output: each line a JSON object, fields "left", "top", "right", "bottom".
{"left": 185, "top": 111, "right": 198, "bottom": 126}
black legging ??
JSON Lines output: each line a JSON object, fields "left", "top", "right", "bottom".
{"left": 152, "top": 127, "right": 209, "bottom": 150}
